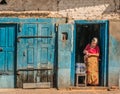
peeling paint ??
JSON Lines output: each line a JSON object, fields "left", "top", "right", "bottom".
{"left": 109, "top": 21, "right": 120, "bottom": 87}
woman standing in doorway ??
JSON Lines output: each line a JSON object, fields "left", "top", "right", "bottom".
{"left": 83, "top": 37, "right": 100, "bottom": 86}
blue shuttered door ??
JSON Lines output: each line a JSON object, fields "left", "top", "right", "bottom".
{"left": 17, "top": 23, "right": 55, "bottom": 87}
{"left": 17, "top": 23, "right": 55, "bottom": 69}
{"left": 17, "top": 24, "right": 37, "bottom": 69}
{"left": 38, "top": 24, "right": 55, "bottom": 68}
{"left": 36, "top": 24, "right": 55, "bottom": 86}
{"left": 17, "top": 24, "right": 38, "bottom": 87}
{"left": 0, "top": 25, "right": 16, "bottom": 88}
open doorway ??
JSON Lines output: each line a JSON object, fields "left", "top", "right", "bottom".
{"left": 75, "top": 24, "right": 102, "bottom": 86}
{"left": 76, "top": 24, "right": 100, "bottom": 63}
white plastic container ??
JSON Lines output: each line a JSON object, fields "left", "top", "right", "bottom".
{"left": 76, "top": 63, "right": 86, "bottom": 74}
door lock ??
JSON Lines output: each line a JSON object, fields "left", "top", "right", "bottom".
{"left": 0, "top": 48, "right": 3, "bottom": 52}
{"left": 23, "top": 51, "right": 26, "bottom": 56}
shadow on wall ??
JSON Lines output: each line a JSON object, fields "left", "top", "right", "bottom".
{"left": 0, "top": 0, "right": 119, "bottom": 14}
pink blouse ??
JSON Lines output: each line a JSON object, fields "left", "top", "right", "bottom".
{"left": 84, "top": 44, "right": 100, "bottom": 54}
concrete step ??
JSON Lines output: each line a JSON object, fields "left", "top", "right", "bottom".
{"left": 68, "top": 86, "right": 108, "bottom": 91}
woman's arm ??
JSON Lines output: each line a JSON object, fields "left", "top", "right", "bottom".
{"left": 83, "top": 44, "right": 90, "bottom": 54}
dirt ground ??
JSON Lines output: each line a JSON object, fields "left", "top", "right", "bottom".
{"left": 0, "top": 89, "right": 120, "bottom": 94}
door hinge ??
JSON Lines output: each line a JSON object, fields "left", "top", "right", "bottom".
{"left": 55, "top": 24, "right": 59, "bottom": 32}
{"left": 19, "top": 23, "right": 22, "bottom": 32}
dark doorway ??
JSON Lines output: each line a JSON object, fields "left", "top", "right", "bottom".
{"left": 76, "top": 24, "right": 100, "bottom": 63}
{"left": 75, "top": 24, "right": 102, "bottom": 86}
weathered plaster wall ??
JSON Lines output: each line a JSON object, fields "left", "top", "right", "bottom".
{"left": 109, "top": 20, "right": 120, "bottom": 87}
{"left": 0, "top": 0, "right": 57, "bottom": 11}
{"left": 0, "top": 0, "right": 119, "bottom": 20}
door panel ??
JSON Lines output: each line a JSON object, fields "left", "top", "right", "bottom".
{"left": 0, "top": 25, "right": 16, "bottom": 88}
{"left": 0, "top": 52, "right": 5, "bottom": 71}
{"left": 7, "top": 52, "right": 14, "bottom": 71}
{"left": 0, "top": 28, "right": 6, "bottom": 46}
{"left": 27, "top": 47, "right": 34, "bottom": 64}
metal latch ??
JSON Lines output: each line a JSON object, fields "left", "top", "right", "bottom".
{"left": 0, "top": 48, "right": 3, "bottom": 52}
{"left": 0, "top": 72, "right": 9, "bottom": 75}
{"left": 17, "top": 36, "right": 53, "bottom": 42}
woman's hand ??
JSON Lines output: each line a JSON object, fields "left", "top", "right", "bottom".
{"left": 87, "top": 53, "right": 91, "bottom": 56}
{"left": 83, "top": 50, "right": 88, "bottom": 55}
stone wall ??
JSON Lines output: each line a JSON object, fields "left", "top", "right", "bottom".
{"left": 0, "top": 0, "right": 119, "bottom": 20}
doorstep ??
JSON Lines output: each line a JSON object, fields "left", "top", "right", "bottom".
{"left": 23, "top": 82, "right": 52, "bottom": 89}
{"left": 68, "top": 86, "right": 108, "bottom": 91}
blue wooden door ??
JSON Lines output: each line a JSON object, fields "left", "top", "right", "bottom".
{"left": 0, "top": 24, "right": 16, "bottom": 88}
{"left": 37, "top": 24, "right": 55, "bottom": 69}
{"left": 17, "top": 23, "right": 55, "bottom": 69}
{"left": 17, "top": 23, "right": 55, "bottom": 87}
{"left": 17, "top": 24, "right": 38, "bottom": 87}
{"left": 17, "top": 24, "right": 37, "bottom": 69}
{"left": 57, "top": 24, "right": 73, "bottom": 88}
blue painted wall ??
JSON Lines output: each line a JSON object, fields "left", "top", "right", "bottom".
{"left": 57, "top": 24, "right": 73, "bottom": 88}
{"left": 108, "top": 21, "right": 120, "bottom": 87}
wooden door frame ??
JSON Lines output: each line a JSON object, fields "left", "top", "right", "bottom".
{"left": 71, "top": 20, "right": 109, "bottom": 86}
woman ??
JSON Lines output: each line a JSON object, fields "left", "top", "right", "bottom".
{"left": 83, "top": 37, "right": 100, "bottom": 86}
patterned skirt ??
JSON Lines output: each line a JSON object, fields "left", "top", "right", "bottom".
{"left": 86, "top": 56, "right": 99, "bottom": 85}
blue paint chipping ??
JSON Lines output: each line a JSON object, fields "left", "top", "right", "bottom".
{"left": 109, "top": 35, "right": 120, "bottom": 86}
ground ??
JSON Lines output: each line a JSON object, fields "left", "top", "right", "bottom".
{"left": 0, "top": 89, "right": 120, "bottom": 94}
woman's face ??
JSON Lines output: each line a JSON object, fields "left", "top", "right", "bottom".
{"left": 91, "top": 41, "right": 97, "bottom": 47}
